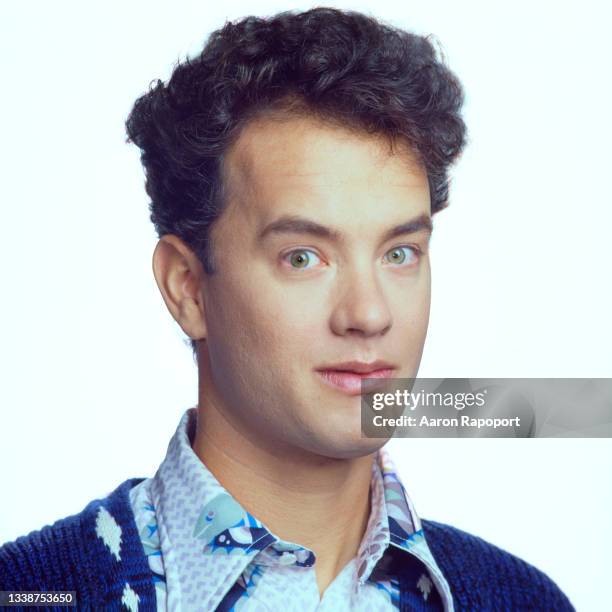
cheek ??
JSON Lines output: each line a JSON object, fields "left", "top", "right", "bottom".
{"left": 206, "top": 269, "right": 318, "bottom": 371}
{"left": 412, "top": 285, "right": 431, "bottom": 328}
{"left": 204, "top": 287, "right": 286, "bottom": 410}
{"left": 393, "top": 270, "right": 431, "bottom": 339}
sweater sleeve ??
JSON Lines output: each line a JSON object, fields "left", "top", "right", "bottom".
{"left": 0, "top": 478, "right": 157, "bottom": 611}
{"left": 421, "top": 519, "right": 576, "bottom": 612}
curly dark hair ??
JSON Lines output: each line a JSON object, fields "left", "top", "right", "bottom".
{"left": 125, "top": 7, "right": 467, "bottom": 356}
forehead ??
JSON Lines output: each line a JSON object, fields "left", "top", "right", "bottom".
{"left": 220, "top": 114, "right": 430, "bottom": 227}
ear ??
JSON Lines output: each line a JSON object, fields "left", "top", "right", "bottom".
{"left": 152, "top": 235, "right": 208, "bottom": 341}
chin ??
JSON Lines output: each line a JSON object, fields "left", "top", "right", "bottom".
{"left": 305, "top": 432, "right": 389, "bottom": 460}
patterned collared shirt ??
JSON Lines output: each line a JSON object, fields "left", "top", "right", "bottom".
{"left": 129, "top": 408, "right": 454, "bottom": 611}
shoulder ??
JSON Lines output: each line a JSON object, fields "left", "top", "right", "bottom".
{"left": 0, "top": 477, "right": 157, "bottom": 610}
{"left": 420, "top": 518, "right": 575, "bottom": 611}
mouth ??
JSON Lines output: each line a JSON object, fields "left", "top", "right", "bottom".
{"left": 315, "top": 363, "right": 397, "bottom": 396}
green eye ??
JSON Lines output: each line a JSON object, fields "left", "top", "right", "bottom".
{"left": 385, "top": 246, "right": 419, "bottom": 266}
{"left": 290, "top": 251, "right": 309, "bottom": 268}
{"left": 287, "top": 249, "right": 320, "bottom": 270}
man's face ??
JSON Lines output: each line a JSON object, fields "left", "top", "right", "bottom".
{"left": 198, "top": 115, "right": 431, "bottom": 459}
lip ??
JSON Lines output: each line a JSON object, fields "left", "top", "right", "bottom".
{"left": 315, "top": 361, "right": 398, "bottom": 396}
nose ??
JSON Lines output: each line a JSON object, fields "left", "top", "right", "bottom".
{"left": 329, "top": 268, "right": 393, "bottom": 338}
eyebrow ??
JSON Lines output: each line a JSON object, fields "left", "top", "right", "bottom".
{"left": 257, "top": 213, "right": 433, "bottom": 243}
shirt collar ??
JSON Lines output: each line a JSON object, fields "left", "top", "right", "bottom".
{"left": 374, "top": 446, "right": 454, "bottom": 608}
{"left": 149, "top": 407, "right": 452, "bottom": 610}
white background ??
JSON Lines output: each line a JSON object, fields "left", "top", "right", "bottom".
{"left": 1, "top": 1, "right": 610, "bottom": 610}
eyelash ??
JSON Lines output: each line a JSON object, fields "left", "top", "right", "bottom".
{"left": 281, "top": 245, "right": 423, "bottom": 271}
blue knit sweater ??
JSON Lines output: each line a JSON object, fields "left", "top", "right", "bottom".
{"left": 0, "top": 478, "right": 575, "bottom": 611}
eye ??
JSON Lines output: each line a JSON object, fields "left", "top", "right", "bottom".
{"left": 384, "top": 245, "right": 420, "bottom": 267}
{"left": 283, "top": 248, "right": 322, "bottom": 270}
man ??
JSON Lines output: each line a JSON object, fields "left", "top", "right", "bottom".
{"left": 0, "top": 7, "right": 574, "bottom": 611}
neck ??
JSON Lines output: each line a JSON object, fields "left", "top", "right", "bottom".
{"left": 192, "top": 395, "right": 375, "bottom": 597}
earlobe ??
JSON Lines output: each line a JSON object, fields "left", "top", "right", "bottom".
{"left": 152, "top": 235, "right": 208, "bottom": 341}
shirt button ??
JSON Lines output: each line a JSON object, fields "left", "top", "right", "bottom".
{"left": 279, "top": 552, "right": 297, "bottom": 565}
{"left": 273, "top": 542, "right": 297, "bottom": 552}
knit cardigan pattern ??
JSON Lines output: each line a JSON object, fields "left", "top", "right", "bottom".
{"left": 0, "top": 478, "right": 575, "bottom": 612}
